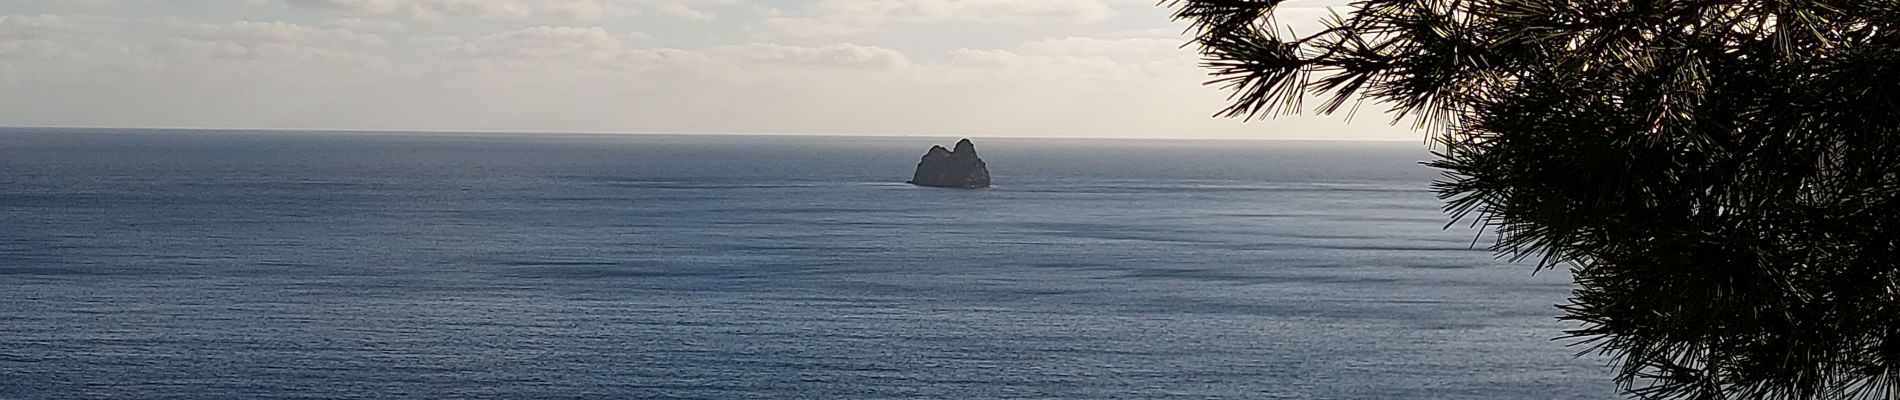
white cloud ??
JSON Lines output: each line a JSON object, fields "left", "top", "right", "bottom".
{"left": 0, "top": 4, "right": 1419, "bottom": 139}
{"left": 1017, "top": 36, "right": 1185, "bottom": 60}
{"left": 325, "top": 17, "right": 407, "bottom": 33}
{"left": 178, "top": 20, "right": 386, "bottom": 47}
{"left": 415, "top": 25, "right": 909, "bottom": 74}
{"left": 460, "top": 26, "right": 626, "bottom": 56}
{"left": 0, "top": 15, "right": 128, "bottom": 63}
{"left": 0, "top": 15, "right": 392, "bottom": 83}
{"left": 150, "top": 20, "right": 390, "bottom": 69}
{"left": 0, "top": 14, "right": 84, "bottom": 39}
{"left": 938, "top": 35, "right": 1199, "bottom": 83}
{"left": 156, "top": 38, "right": 380, "bottom": 66}
{"left": 765, "top": 0, "right": 1116, "bottom": 36}
{"left": 704, "top": 42, "right": 910, "bottom": 70}
{"left": 289, "top": 0, "right": 526, "bottom": 19}
{"left": 433, "top": 25, "right": 676, "bottom": 71}
{"left": 281, "top": 0, "right": 736, "bottom": 21}
{"left": 0, "top": 15, "right": 75, "bottom": 59}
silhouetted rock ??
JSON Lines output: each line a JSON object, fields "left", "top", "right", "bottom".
{"left": 908, "top": 138, "right": 991, "bottom": 188}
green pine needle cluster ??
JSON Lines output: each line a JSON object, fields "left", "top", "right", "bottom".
{"left": 1170, "top": 0, "right": 1900, "bottom": 398}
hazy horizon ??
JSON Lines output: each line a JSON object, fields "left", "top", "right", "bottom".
{"left": 0, "top": 0, "right": 1421, "bottom": 141}
{"left": 1, "top": 125, "right": 1430, "bottom": 142}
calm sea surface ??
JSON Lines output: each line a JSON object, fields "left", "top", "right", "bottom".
{"left": 0, "top": 128, "right": 1615, "bottom": 399}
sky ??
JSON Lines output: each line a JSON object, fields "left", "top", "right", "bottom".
{"left": 0, "top": 0, "right": 1419, "bottom": 140}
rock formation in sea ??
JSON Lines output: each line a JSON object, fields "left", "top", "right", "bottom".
{"left": 908, "top": 139, "right": 991, "bottom": 188}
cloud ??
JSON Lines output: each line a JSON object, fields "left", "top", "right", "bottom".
{"left": 0, "top": 14, "right": 392, "bottom": 79}
{"left": 430, "top": 25, "right": 676, "bottom": 71}
{"left": 460, "top": 26, "right": 627, "bottom": 56}
{"left": 0, "top": 5, "right": 1418, "bottom": 139}
{"left": 704, "top": 42, "right": 911, "bottom": 70}
{"left": 1017, "top": 36, "right": 1185, "bottom": 60}
{"left": 938, "top": 36, "right": 1199, "bottom": 84}
{"left": 178, "top": 20, "right": 386, "bottom": 47}
{"left": 280, "top": 0, "right": 736, "bottom": 21}
{"left": 413, "top": 24, "right": 908, "bottom": 74}
{"left": 0, "top": 15, "right": 74, "bottom": 59}
{"left": 152, "top": 20, "right": 389, "bottom": 68}
{"left": 765, "top": 0, "right": 1116, "bottom": 36}
{"left": 0, "top": 14, "right": 84, "bottom": 39}
{"left": 325, "top": 17, "right": 407, "bottom": 33}
{"left": 0, "top": 15, "right": 128, "bottom": 63}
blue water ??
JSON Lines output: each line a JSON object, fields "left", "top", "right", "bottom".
{"left": 0, "top": 128, "right": 1614, "bottom": 399}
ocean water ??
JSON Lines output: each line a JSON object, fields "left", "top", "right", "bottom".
{"left": 0, "top": 128, "right": 1615, "bottom": 399}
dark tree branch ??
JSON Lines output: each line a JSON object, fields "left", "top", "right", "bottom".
{"left": 1171, "top": 0, "right": 1900, "bottom": 397}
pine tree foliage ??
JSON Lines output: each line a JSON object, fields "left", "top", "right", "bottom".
{"left": 1171, "top": 0, "right": 1900, "bottom": 398}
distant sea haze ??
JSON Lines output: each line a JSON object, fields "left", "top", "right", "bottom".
{"left": 0, "top": 128, "right": 1614, "bottom": 399}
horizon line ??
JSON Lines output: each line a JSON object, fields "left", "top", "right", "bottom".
{"left": 1, "top": 125, "right": 1427, "bottom": 143}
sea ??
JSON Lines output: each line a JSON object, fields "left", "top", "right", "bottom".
{"left": 0, "top": 128, "right": 1617, "bottom": 399}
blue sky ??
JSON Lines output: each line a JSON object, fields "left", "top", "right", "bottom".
{"left": 0, "top": 0, "right": 1412, "bottom": 139}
